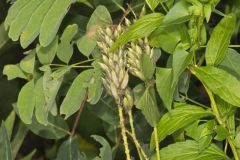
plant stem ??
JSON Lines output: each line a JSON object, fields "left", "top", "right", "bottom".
{"left": 180, "top": 94, "right": 209, "bottom": 109}
{"left": 200, "top": 45, "right": 240, "bottom": 48}
{"left": 71, "top": 65, "right": 93, "bottom": 68}
{"left": 205, "top": 87, "right": 239, "bottom": 160}
{"left": 118, "top": 106, "right": 131, "bottom": 160}
{"left": 71, "top": 92, "right": 88, "bottom": 136}
{"left": 154, "top": 127, "right": 161, "bottom": 160}
{"left": 71, "top": 59, "right": 94, "bottom": 66}
{"left": 128, "top": 110, "right": 148, "bottom": 160}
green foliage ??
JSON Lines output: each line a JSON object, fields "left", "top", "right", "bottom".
{"left": 1, "top": 0, "right": 240, "bottom": 159}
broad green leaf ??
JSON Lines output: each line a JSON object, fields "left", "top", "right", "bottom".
{"left": 60, "top": 69, "right": 93, "bottom": 119}
{"left": 26, "top": 114, "right": 69, "bottom": 139}
{"left": 111, "top": 13, "right": 164, "bottom": 51}
{"left": 5, "top": 111, "right": 15, "bottom": 138}
{"left": 86, "top": 5, "right": 112, "bottom": 31}
{"left": 156, "top": 140, "right": 230, "bottom": 160}
{"left": 146, "top": 0, "right": 159, "bottom": 11}
{"left": 141, "top": 54, "right": 155, "bottom": 80}
{"left": 91, "top": 135, "right": 112, "bottom": 160}
{"left": 163, "top": 1, "right": 191, "bottom": 25}
{"left": 156, "top": 67, "right": 175, "bottom": 110}
{"left": 136, "top": 86, "right": 160, "bottom": 127}
{"left": 8, "top": 0, "right": 43, "bottom": 41}
{"left": 0, "top": 23, "right": 9, "bottom": 49}
{"left": 57, "top": 24, "right": 78, "bottom": 64}
{"left": 19, "top": 50, "right": 35, "bottom": 74}
{"left": 191, "top": 66, "right": 240, "bottom": 107}
{"left": 77, "top": 35, "right": 97, "bottom": 57}
{"left": 17, "top": 80, "right": 35, "bottom": 124}
{"left": 40, "top": 0, "right": 72, "bottom": 46}
{"left": 34, "top": 77, "right": 48, "bottom": 125}
{"left": 172, "top": 46, "right": 193, "bottom": 85}
{"left": 205, "top": 15, "right": 236, "bottom": 65}
{"left": 219, "top": 48, "right": 240, "bottom": 79}
{"left": 77, "top": 5, "right": 111, "bottom": 57}
{"left": 150, "top": 104, "right": 212, "bottom": 149}
{"left": 56, "top": 137, "right": 80, "bottom": 160}
{"left": 4, "top": 0, "right": 31, "bottom": 29}
{"left": 11, "top": 122, "right": 28, "bottom": 159}
{"left": 20, "top": 0, "right": 55, "bottom": 48}
{"left": 149, "top": 25, "right": 182, "bottom": 54}
{"left": 36, "top": 36, "right": 58, "bottom": 65}
{"left": 3, "top": 64, "right": 27, "bottom": 80}
{"left": 88, "top": 66, "right": 103, "bottom": 104}
{"left": 0, "top": 122, "right": 13, "bottom": 160}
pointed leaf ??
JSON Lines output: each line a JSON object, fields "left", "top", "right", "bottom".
{"left": 150, "top": 104, "right": 212, "bottom": 149}
{"left": 91, "top": 135, "right": 112, "bottom": 160}
{"left": 0, "top": 122, "right": 13, "bottom": 160}
{"left": 190, "top": 66, "right": 240, "bottom": 107}
{"left": 146, "top": 0, "right": 159, "bottom": 11}
{"left": 205, "top": 15, "right": 236, "bottom": 65}
{"left": 111, "top": 13, "right": 164, "bottom": 51}
{"left": 136, "top": 86, "right": 160, "bottom": 127}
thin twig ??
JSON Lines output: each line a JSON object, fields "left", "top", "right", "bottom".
{"left": 71, "top": 92, "right": 88, "bottom": 136}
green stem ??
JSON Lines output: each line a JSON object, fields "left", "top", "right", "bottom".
{"left": 71, "top": 59, "right": 94, "bottom": 66}
{"left": 128, "top": 110, "right": 148, "bottom": 160}
{"left": 205, "top": 87, "right": 239, "bottom": 160}
{"left": 179, "top": 94, "right": 209, "bottom": 109}
{"left": 118, "top": 106, "right": 131, "bottom": 160}
{"left": 154, "top": 127, "right": 160, "bottom": 160}
{"left": 200, "top": 45, "right": 240, "bottom": 48}
{"left": 71, "top": 65, "right": 93, "bottom": 68}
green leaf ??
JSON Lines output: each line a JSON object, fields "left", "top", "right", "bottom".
{"left": 163, "top": 1, "right": 191, "bottom": 25}
{"left": 136, "top": 86, "right": 160, "bottom": 127}
{"left": 60, "top": 69, "right": 93, "bottom": 119}
{"left": 146, "top": 0, "right": 159, "bottom": 11}
{"left": 219, "top": 48, "right": 240, "bottom": 79}
{"left": 204, "top": 3, "right": 212, "bottom": 22}
{"left": 17, "top": 80, "right": 35, "bottom": 124}
{"left": 88, "top": 65, "right": 103, "bottom": 104}
{"left": 149, "top": 25, "right": 182, "bottom": 54}
{"left": 5, "top": 111, "right": 16, "bottom": 138}
{"left": 56, "top": 137, "right": 81, "bottom": 160}
{"left": 205, "top": 15, "right": 236, "bottom": 65}
{"left": 19, "top": 50, "right": 35, "bottom": 74}
{"left": 91, "top": 135, "right": 112, "bottom": 160}
{"left": 11, "top": 122, "right": 28, "bottom": 159}
{"left": 111, "top": 13, "right": 164, "bottom": 51}
{"left": 20, "top": 0, "right": 55, "bottom": 48}
{"left": 157, "top": 140, "right": 230, "bottom": 160}
{"left": 3, "top": 64, "right": 27, "bottom": 80}
{"left": 36, "top": 36, "right": 58, "bottom": 65}
{"left": 0, "top": 23, "right": 9, "bottom": 49}
{"left": 4, "top": 0, "right": 31, "bottom": 29}
{"left": 8, "top": 0, "right": 43, "bottom": 41}
{"left": 150, "top": 104, "right": 212, "bottom": 149}
{"left": 156, "top": 67, "right": 175, "bottom": 110}
{"left": 40, "top": 0, "right": 72, "bottom": 46}
{"left": 77, "top": 35, "right": 97, "bottom": 57}
{"left": 172, "top": 46, "right": 193, "bottom": 85}
{"left": 86, "top": 5, "right": 112, "bottom": 31}
{"left": 57, "top": 24, "right": 78, "bottom": 64}
{"left": 0, "top": 122, "right": 13, "bottom": 160}
{"left": 214, "top": 125, "right": 229, "bottom": 141}
{"left": 191, "top": 66, "right": 240, "bottom": 107}
{"left": 26, "top": 114, "right": 69, "bottom": 139}
{"left": 141, "top": 54, "right": 155, "bottom": 80}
